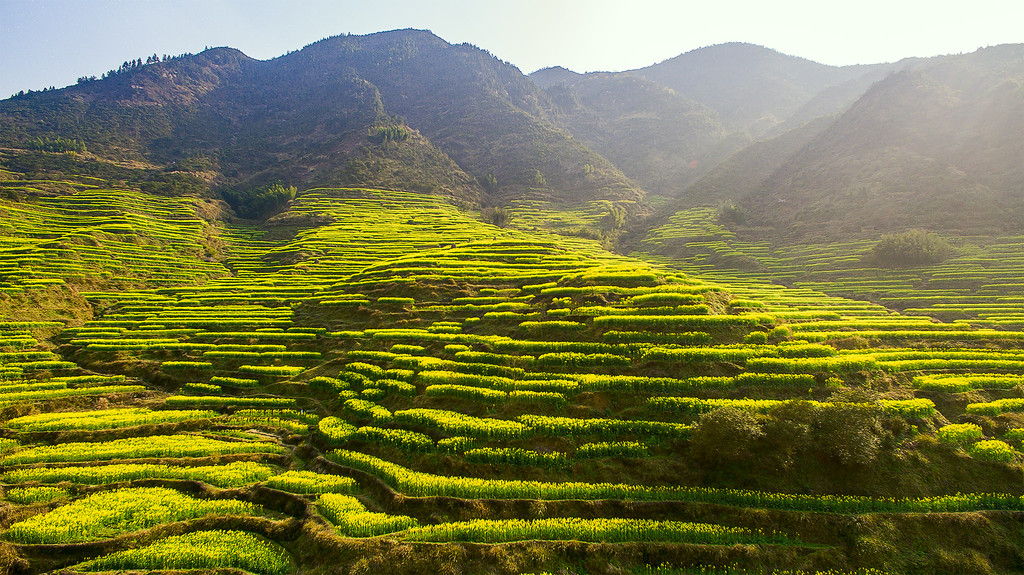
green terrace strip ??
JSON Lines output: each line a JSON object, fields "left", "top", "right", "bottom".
{"left": 0, "top": 384, "right": 147, "bottom": 406}
{"left": 1, "top": 434, "right": 286, "bottom": 465}
{"left": 913, "top": 374, "right": 1024, "bottom": 392}
{"left": 0, "top": 438, "right": 20, "bottom": 454}
{"left": 318, "top": 493, "right": 419, "bottom": 537}
{"left": 237, "top": 365, "right": 306, "bottom": 376}
{"left": 182, "top": 382, "right": 222, "bottom": 394}
{"left": 165, "top": 395, "right": 297, "bottom": 408}
{"left": 965, "top": 399, "right": 1024, "bottom": 415}
{"left": 938, "top": 424, "right": 985, "bottom": 448}
{"left": 262, "top": 470, "right": 357, "bottom": 494}
{"left": 602, "top": 331, "right": 713, "bottom": 345}
{"left": 875, "top": 358, "right": 1024, "bottom": 372}
{"left": 576, "top": 441, "right": 650, "bottom": 458}
{"left": 465, "top": 447, "right": 568, "bottom": 468}
{"left": 318, "top": 417, "right": 357, "bottom": 443}
{"left": 425, "top": 383, "right": 508, "bottom": 403}
{"left": 400, "top": 517, "right": 785, "bottom": 545}
{"left": 224, "top": 414, "right": 310, "bottom": 434}
{"left": 0, "top": 461, "right": 275, "bottom": 488}
{"left": 535, "top": 352, "right": 631, "bottom": 367}
{"left": 516, "top": 415, "right": 691, "bottom": 438}
{"left": 191, "top": 331, "right": 317, "bottom": 340}
{"left": 794, "top": 330, "right": 1024, "bottom": 343}
{"left": 745, "top": 356, "right": 878, "bottom": 373}
{"left": 70, "top": 530, "right": 293, "bottom": 575}
{"left": 592, "top": 313, "right": 774, "bottom": 330}
{"left": 393, "top": 408, "right": 527, "bottom": 439}
{"left": 353, "top": 426, "right": 435, "bottom": 451}
{"left": 3, "top": 408, "right": 218, "bottom": 432}
{"left": 344, "top": 399, "right": 394, "bottom": 424}
{"left": 646, "top": 397, "right": 936, "bottom": 418}
{"left": 161, "top": 361, "right": 213, "bottom": 370}
{"left": 327, "top": 450, "right": 1024, "bottom": 513}
{"left": 969, "top": 440, "right": 1018, "bottom": 462}
{"left": 224, "top": 409, "right": 319, "bottom": 433}
{"left": 210, "top": 376, "right": 261, "bottom": 388}
{"left": 4, "top": 487, "right": 261, "bottom": 544}
{"left": 3, "top": 486, "right": 70, "bottom": 505}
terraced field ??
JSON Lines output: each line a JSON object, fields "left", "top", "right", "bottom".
{"left": 1, "top": 180, "right": 1023, "bottom": 574}
{"left": 639, "top": 207, "right": 1024, "bottom": 327}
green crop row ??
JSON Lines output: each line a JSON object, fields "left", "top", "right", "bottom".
{"left": 5, "top": 486, "right": 260, "bottom": 544}
{"left": 344, "top": 399, "right": 394, "bottom": 424}
{"left": 263, "top": 470, "right": 357, "bottom": 494}
{"left": 575, "top": 441, "right": 650, "bottom": 458}
{"left": 0, "top": 461, "right": 275, "bottom": 488}
{"left": 394, "top": 408, "right": 527, "bottom": 440}
{"left": 327, "top": 449, "right": 1024, "bottom": 512}
{"left": 517, "top": 414, "right": 690, "bottom": 438}
{"left": 353, "top": 426, "right": 434, "bottom": 451}
{"left": 319, "top": 416, "right": 357, "bottom": 443}
{"left": 165, "top": 395, "right": 296, "bottom": 408}
{"left": 4, "top": 407, "right": 217, "bottom": 431}
{"left": 318, "top": 493, "right": 419, "bottom": 537}
{"left": 1, "top": 434, "right": 285, "bottom": 465}
{"left": 464, "top": 447, "right": 568, "bottom": 468}
{"left": 401, "top": 517, "right": 781, "bottom": 545}
{"left": 70, "top": 530, "right": 293, "bottom": 575}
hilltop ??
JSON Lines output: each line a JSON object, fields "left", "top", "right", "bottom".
{"left": 0, "top": 30, "right": 643, "bottom": 207}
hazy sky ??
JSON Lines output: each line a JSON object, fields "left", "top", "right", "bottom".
{"left": 2, "top": 0, "right": 1022, "bottom": 98}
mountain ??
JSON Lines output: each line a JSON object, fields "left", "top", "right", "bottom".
{"left": 3, "top": 33, "right": 1020, "bottom": 240}
{"left": 539, "top": 72, "right": 741, "bottom": 196}
{"left": 679, "top": 114, "right": 835, "bottom": 208}
{"left": 528, "top": 66, "right": 581, "bottom": 88}
{"left": 630, "top": 42, "right": 895, "bottom": 135}
{"left": 741, "top": 45, "right": 1024, "bottom": 238}
{"left": 0, "top": 29, "right": 644, "bottom": 207}
{"left": 529, "top": 43, "right": 903, "bottom": 198}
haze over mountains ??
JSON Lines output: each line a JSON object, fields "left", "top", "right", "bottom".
{"left": 1, "top": 29, "right": 1021, "bottom": 239}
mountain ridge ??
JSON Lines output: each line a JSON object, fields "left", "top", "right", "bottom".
{"left": 2, "top": 32, "right": 1021, "bottom": 242}
{"left": 0, "top": 29, "right": 645, "bottom": 208}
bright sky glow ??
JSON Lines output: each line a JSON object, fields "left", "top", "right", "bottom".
{"left": 1, "top": 0, "right": 1022, "bottom": 98}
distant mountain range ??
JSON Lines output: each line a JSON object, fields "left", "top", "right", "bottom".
{"left": 1, "top": 30, "right": 1021, "bottom": 239}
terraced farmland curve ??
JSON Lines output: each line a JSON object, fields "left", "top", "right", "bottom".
{"left": 1, "top": 183, "right": 1023, "bottom": 574}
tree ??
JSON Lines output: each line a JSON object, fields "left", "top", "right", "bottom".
{"left": 480, "top": 171, "right": 498, "bottom": 192}
{"left": 531, "top": 169, "right": 547, "bottom": 188}
{"left": 222, "top": 183, "right": 297, "bottom": 219}
{"left": 481, "top": 206, "right": 510, "bottom": 228}
{"left": 869, "top": 229, "right": 952, "bottom": 268}
{"left": 690, "top": 407, "right": 764, "bottom": 463}
{"left": 813, "top": 403, "right": 884, "bottom": 466}
{"left": 602, "top": 202, "right": 627, "bottom": 231}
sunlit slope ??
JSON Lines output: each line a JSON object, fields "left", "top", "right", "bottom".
{"left": 0, "top": 186, "right": 226, "bottom": 291}
{"left": 638, "top": 206, "right": 1024, "bottom": 326}
{"left": 1, "top": 186, "right": 1023, "bottom": 574}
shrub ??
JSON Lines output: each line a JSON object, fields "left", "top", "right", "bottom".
{"left": 937, "top": 423, "right": 984, "bottom": 449}
{"left": 969, "top": 440, "right": 1016, "bottom": 463}
{"left": 222, "top": 183, "right": 297, "bottom": 219}
{"left": 689, "top": 407, "right": 764, "bottom": 463}
{"left": 868, "top": 229, "right": 952, "bottom": 268}
{"left": 814, "top": 404, "right": 884, "bottom": 466}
